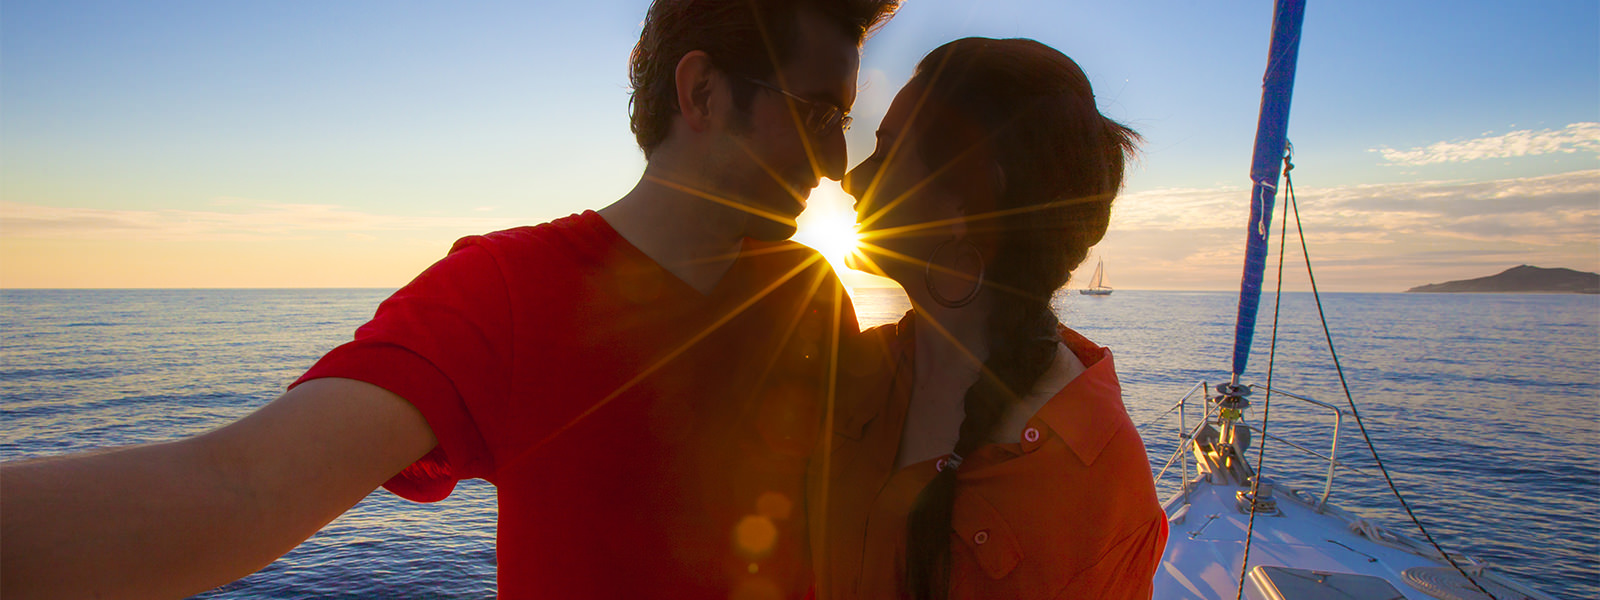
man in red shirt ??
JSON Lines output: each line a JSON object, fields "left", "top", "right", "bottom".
{"left": 1, "top": 1, "right": 897, "bottom": 597}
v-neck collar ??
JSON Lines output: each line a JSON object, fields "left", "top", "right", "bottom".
{"left": 589, "top": 212, "right": 755, "bottom": 303}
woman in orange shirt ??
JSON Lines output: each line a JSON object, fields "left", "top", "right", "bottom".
{"left": 816, "top": 38, "right": 1166, "bottom": 599}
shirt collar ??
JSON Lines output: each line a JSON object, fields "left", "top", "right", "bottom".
{"left": 845, "top": 314, "right": 1128, "bottom": 467}
{"left": 1030, "top": 325, "right": 1126, "bottom": 466}
{"left": 833, "top": 312, "right": 915, "bottom": 439}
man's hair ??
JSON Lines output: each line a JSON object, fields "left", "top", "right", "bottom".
{"left": 629, "top": 0, "right": 898, "bottom": 158}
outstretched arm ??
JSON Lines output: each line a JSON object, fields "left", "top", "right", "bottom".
{"left": 1, "top": 377, "right": 436, "bottom": 600}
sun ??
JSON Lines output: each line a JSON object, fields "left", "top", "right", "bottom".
{"left": 792, "top": 181, "right": 865, "bottom": 277}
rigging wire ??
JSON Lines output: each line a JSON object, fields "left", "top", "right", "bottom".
{"left": 1281, "top": 155, "right": 1500, "bottom": 600}
{"left": 1233, "top": 148, "right": 1293, "bottom": 600}
{"left": 1134, "top": 398, "right": 1186, "bottom": 432}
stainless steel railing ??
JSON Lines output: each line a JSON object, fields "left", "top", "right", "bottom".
{"left": 1152, "top": 380, "right": 1363, "bottom": 512}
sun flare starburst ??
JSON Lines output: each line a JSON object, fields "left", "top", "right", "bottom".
{"left": 792, "top": 181, "right": 866, "bottom": 277}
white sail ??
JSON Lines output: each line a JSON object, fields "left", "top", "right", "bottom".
{"left": 1080, "top": 257, "right": 1112, "bottom": 295}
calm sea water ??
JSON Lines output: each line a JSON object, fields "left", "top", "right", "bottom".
{"left": 2, "top": 288, "right": 1595, "bottom": 598}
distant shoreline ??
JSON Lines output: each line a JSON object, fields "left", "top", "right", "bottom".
{"left": 1405, "top": 265, "right": 1600, "bottom": 294}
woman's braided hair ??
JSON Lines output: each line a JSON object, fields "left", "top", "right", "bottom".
{"left": 901, "top": 37, "right": 1140, "bottom": 599}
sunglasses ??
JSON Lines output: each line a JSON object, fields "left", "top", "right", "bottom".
{"left": 736, "top": 75, "right": 853, "bottom": 135}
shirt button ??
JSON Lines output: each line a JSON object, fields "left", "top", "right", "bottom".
{"left": 973, "top": 530, "right": 990, "bottom": 545}
{"left": 1023, "top": 427, "right": 1041, "bottom": 443}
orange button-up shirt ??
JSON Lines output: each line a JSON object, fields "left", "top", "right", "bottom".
{"left": 811, "top": 314, "right": 1167, "bottom": 599}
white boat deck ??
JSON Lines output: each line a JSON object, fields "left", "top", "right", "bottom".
{"left": 1152, "top": 433, "right": 1554, "bottom": 600}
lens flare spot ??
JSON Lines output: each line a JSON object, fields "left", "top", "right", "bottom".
{"left": 733, "top": 515, "right": 779, "bottom": 558}
{"left": 756, "top": 492, "right": 793, "bottom": 521}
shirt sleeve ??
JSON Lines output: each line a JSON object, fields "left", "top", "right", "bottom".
{"left": 293, "top": 239, "right": 510, "bottom": 502}
{"left": 1055, "top": 515, "right": 1168, "bottom": 599}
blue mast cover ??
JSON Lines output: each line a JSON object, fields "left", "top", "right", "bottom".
{"left": 1231, "top": 0, "right": 1307, "bottom": 380}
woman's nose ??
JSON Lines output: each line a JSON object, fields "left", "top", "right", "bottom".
{"left": 843, "top": 162, "right": 871, "bottom": 203}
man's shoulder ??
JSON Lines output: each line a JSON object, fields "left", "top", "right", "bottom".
{"left": 449, "top": 211, "right": 609, "bottom": 258}
{"left": 739, "top": 239, "right": 861, "bottom": 327}
{"left": 845, "top": 320, "right": 903, "bottom": 369}
{"left": 435, "top": 211, "right": 642, "bottom": 285}
{"left": 741, "top": 239, "right": 833, "bottom": 274}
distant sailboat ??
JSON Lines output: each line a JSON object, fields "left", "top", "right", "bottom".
{"left": 1079, "top": 257, "right": 1112, "bottom": 295}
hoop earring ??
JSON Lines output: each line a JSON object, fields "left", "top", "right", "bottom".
{"left": 925, "top": 238, "right": 985, "bottom": 308}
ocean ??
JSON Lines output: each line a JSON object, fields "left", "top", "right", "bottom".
{"left": 2, "top": 287, "right": 1595, "bottom": 598}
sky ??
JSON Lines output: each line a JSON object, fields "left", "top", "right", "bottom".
{"left": 3, "top": 0, "right": 1596, "bottom": 291}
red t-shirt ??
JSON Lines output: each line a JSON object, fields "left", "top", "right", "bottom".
{"left": 295, "top": 211, "right": 857, "bottom": 598}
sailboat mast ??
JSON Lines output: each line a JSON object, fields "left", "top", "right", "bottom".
{"left": 1229, "top": 0, "right": 1306, "bottom": 385}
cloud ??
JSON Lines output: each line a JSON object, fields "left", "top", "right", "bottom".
{"left": 0, "top": 201, "right": 531, "bottom": 242}
{"left": 1372, "top": 122, "right": 1600, "bottom": 166}
{"left": 1119, "top": 170, "right": 1598, "bottom": 240}
{"left": 1108, "top": 170, "right": 1599, "bottom": 290}
{"left": 1113, "top": 187, "right": 1248, "bottom": 231}
{"left": 1296, "top": 170, "right": 1599, "bottom": 243}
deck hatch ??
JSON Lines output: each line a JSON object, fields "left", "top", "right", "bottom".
{"left": 1244, "top": 565, "right": 1406, "bottom": 600}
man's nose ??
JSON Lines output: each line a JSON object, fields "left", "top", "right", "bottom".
{"left": 822, "top": 129, "right": 848, "bottom": 181}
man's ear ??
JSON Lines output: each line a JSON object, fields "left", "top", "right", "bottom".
{"left": 674, "top": 50, "right": 718, "bottom": 133}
